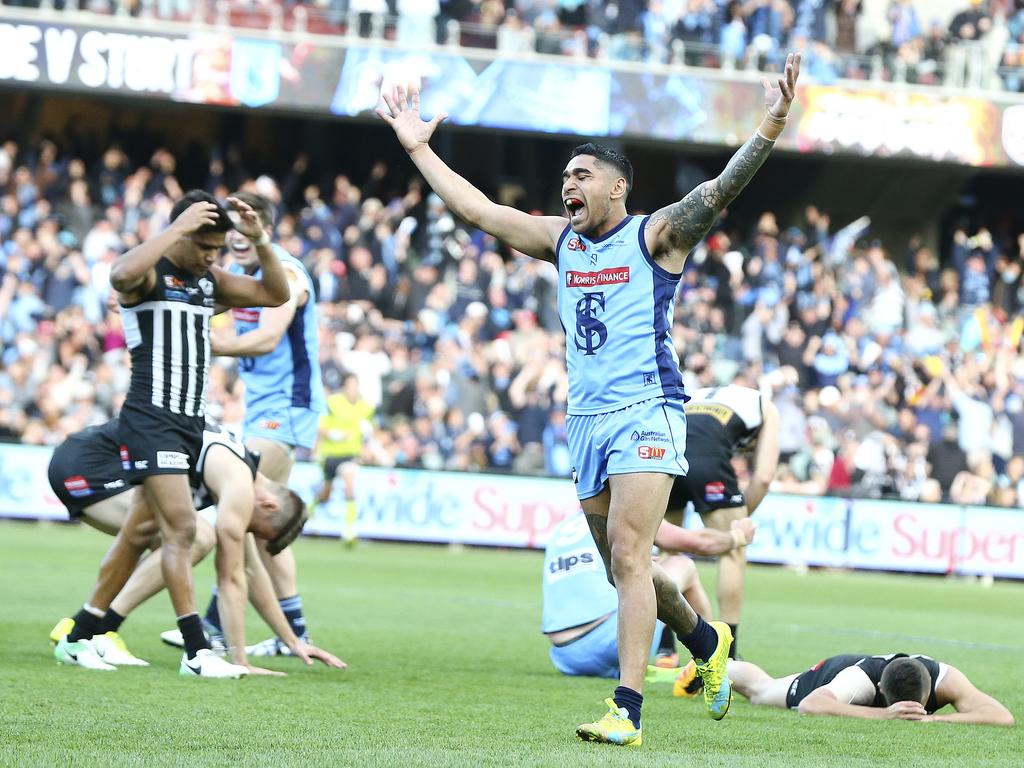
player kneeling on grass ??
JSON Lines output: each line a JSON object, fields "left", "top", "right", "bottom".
{"left": 48, "top": 418, "right": 345, "bottom": 677}
{"left": 543, "top": 511, "right": 754, "bottom": 695}
{"left": 727, "top": 653, "right": 1013, "bottom": 726}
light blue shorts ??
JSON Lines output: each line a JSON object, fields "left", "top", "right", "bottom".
{"left": 243, "top": 404, "right": 320, "bottom": 450}
{"left": 566, "top": 397, "right": 688, "bottom": 501}
{"left": 549, "top": 613, "right": 667, "bottom": 678}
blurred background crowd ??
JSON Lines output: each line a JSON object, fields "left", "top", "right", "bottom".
{"left": 8, "top": 0, "right": 1024, "bottom": 91}
{"left": 1, "top": 137, "right": 1022, "bottom": 508}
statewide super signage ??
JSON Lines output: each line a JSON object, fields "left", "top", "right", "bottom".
{"left": 3, "top": 441, "right": 1022, "bottom": 578}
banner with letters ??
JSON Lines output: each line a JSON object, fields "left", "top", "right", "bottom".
{"left": 4, "top": 9, "right": 1024, "bottom": 168}
{"left": 3, "top": 441, "right": 1022, "bottom": 578}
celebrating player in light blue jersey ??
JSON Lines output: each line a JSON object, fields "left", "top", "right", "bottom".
{"left": 204, "top": 191, "right": 326, "bottom": 657}
{"left": 379, "top": 52, "right": 802, "bottom": 745}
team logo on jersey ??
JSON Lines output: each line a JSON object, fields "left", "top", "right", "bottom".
{"left": 63, "top": 475, "right": 94, "bottom": 498}
{"left": 260, "top": 420, "right": 281, "bottom": 431}
{"left": 164, "top": 275, "right": 185, "bottom": 290}
{"left": 565, "top": 267, "right": 630, "bottom": 288}
{"left": 233, "top": 308, "right": 260, "bottom": 323}
{"left": 119, "top": 444, "right": 131, "bottom": 471}
{"left": 566, "top": 237, "right": 587, "bottom": 252}
{"left": 637, "top": 445, "right": 666, "bottom": 460}
{"left": 104, "top": 479, "right": 127, "bottom": 491}
{"left": 198, "top": 278, "right": 214, "bottom": 297}
{"left": 574, "top": 292, "right": 608, "bottom": 356}
{"left": 705, "top": 482, "right": 726, "bottom": 502}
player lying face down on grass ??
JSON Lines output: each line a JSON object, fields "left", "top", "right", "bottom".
{"left": 726, "top": 653, "right": 1013, "bottom": 726}
{"left": 379, "top": 52, "right": 802, "bottom": 744}
{"left": 108, "top": 190, "right": 290, "bottom": 673}
{"left": 48, "top": 418, "right": 345, "bottom": 676}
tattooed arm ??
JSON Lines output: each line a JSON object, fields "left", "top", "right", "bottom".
{"left": 644, "top": 52, "right": 802, "bottom": 271}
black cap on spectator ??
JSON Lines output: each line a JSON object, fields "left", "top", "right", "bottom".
{"left": 170, "top": 190, "right": 233, "bottom": 234}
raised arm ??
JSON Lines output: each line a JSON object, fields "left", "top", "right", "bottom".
{"left": 110, "top": 201, "right": 221, "bottom": 300}
{"left": 210, "top": 197, "right": 290, "bottom": 309}
{"left": 645, "top": 52, "right": 802, "bottom": 269}
{"left": 377, "top": 85, "right": 566, "bottom": 262}
{"left": 212, "top": 266, "right": 303, "bottom": 357}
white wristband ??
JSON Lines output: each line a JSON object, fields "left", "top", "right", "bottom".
{"left": 249, "top": 232, "right": 270, "bottom": 247}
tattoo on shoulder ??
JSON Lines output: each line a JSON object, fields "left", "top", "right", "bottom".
{"left": 648, "top": 133, "right": 775, "bottom": 254}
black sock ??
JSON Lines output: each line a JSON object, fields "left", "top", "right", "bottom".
{"left": 613, "top": 686, "right": 643, "bottom": 729}
{"left": 279, "top": 594, "right": 307, "bottom": 639}
{"left": 102, "top": 609, "right": 126, "bottom": 634}
{"left": 178, "top": 613, "right": 211, "bottom": 659}
{"left": 67, "top": 607, "right": 104, "bottom": 642}
{"left": 203, "top": 588, "right": 222, "bottom": 633}
{"left": 727, "top": 623, "right": 739, "bottom": 659}
{"left": 656, "top": 624, "right": 675, "bottom": 656}
{"left": 677, "top": 616, "right": 718, "bottom": 662}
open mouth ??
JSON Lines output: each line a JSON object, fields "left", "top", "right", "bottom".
{"left": 229, "top": 239, "right": 252, "bottom": 253}
{"left": 564, "top": 197, "right": 585, "bottom": 222}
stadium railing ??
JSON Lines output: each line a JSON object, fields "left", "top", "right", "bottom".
{"left": 9, "top": 0, "right": 1022, "bottom": 93}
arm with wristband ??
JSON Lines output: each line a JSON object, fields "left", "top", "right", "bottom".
{"left": 644, "top": 52, "right": 802, "bottom": 271}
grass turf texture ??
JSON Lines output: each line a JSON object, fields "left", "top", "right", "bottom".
{"left": 0, "top": 520, "right": 1020, "bottom": 768}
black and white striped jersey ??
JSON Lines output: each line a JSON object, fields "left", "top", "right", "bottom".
{"left": 192, "top": 420, "right": 260, "bottom": 510}
{"left": 120, "top": 258, "right": 218, "bottom": 418}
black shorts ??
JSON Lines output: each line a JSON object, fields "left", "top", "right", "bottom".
{"left": 47, "top": 434, "right": 129, "bottom": 518}
{"left": 323, "top": 455, "right": 358, "bottom": 480}
{"left": 784, "top": 655, "right": 867, "bottom": 709}
{"left": 118, "top": 401, "right": 204, "bottom": 485}
{"left": 667, "top": 446, "right": 745, "bottom": 516}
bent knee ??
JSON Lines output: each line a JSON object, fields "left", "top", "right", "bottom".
{"left": 609, "top": 546, "right": 653, "bottom": 582}
{"left": 164, "top": 518, "right": 198, "bottom": 546}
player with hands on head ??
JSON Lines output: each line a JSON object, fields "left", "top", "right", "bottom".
{"left": 729, "top": 653, "right": 1013, "bottom": 726}
{"left": 106, "top": 191, "right": 289, "bottom": 678}
{"left": 379, "top": 54, "right": 802, "bottom": 745}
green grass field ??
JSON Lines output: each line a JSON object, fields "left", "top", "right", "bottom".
{"left": 0, "top": 520, "right": 1020, "bottom": 767}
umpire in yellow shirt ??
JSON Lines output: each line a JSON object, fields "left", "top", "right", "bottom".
{"left": 315, "top": 373, "right": 375, "bottom": 543}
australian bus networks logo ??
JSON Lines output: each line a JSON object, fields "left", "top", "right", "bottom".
{"left": 547, "top": 547, "right": 600, "bottom": 581}
{"left": 565, "top": 267, "right": 630, "bottom": 288}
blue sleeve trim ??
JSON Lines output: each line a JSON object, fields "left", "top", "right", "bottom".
{"left": 638, "top": 215, "right": 682, "bottom": 281}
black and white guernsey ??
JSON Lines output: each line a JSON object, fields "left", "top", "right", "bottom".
{"left": 120, "top": 257, "right": 218, "bottom": 418}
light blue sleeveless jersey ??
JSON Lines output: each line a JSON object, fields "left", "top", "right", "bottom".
{"left": 229, "top": 246, "right": 326, "bottom": 414}
{"left": 541, "top": 513, "right": 617, "bottom": 633}
{"left": 556, "top": 215, "right": 685, "bottom": 415}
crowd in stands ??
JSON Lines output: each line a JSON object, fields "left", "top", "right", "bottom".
{"left": 8, "top": 0, "right": 1024, "bottom": 90}
{"left": 0, "top": 137, "right": 1023, "bottom": 508}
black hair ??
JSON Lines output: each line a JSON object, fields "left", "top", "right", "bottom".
{"left": 230, "top": 190, "right": 275, "bottom": 228}
{"left": 569, "top": 143, "right": 633, "bottom": 195}
{"left": 169, "top": 190, "right": 233, "bottom": 235}
{"left": 879, "top": 657, "right": 931, "bottom": 706}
